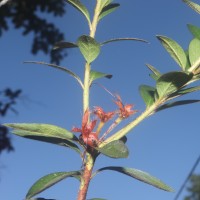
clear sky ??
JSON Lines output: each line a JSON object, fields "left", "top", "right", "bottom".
{"left": 0, "top": 0, "right": 200, "bottom": 200}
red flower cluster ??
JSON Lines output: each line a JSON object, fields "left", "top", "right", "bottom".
{"left": 114, "top": 95, "right": 137, "bottom": 119}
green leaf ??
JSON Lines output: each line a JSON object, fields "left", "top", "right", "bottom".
{"left": 189, "top": 38, "right": 200, "bottom": 66}
{"left": 156, "top": 100, "right": 200, "bottom": 112}
{"left": 53, "top": 41, "right": 78, "bottom": 50}
{"left": 98, "top": 3, "right": 120, "bottom": 21}
{"left": 24, "top": 61, "right": 84, "bottom": 88}
{"left": 77, "top": 35, "right": 101, "bottom": 63}
{"left": 97, "top": 140, "right": 129, "bottom": 158}
{"left": 156, "top": 35, "right": 187, "bottom": 70}
{"left": 65, "top": 0, "right": 91, "bottom": 25}
{"left": 156, "top": 72, "right": 193, "bottom": 98}
{"left": 26, "top": 171, "right": 81, "bottom": 199}
{"left": 4, "top": 123, "right": 78, "bottom": 141}
{"left": 94, "top": 166, "right": 173, "bottom": 192}
{"left": 89, "top": 70, "right": 112, "bottom": 84}
{"left": 183, "top": 0, "right": 200, "bottom": 14}
{"left": 178, "top": 85, "right": 200, "bottom": 95}
{"left": 139, "top": 85, "right": 155, "bottom": 107}
{"left": 187, "top": 24, "right": 200, "bottom": 40}
{"left": 101, "top": 37, "right": 148, "bottom": 45}
{"left": 146, "top": 63, "right": 161, "bottom": 80}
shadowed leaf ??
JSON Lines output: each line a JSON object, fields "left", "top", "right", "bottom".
{"left": 26, "top": 171, "right": 81, "bottom": 199}
{"left": 187, "top": 24, "right": 200, "bottom": 39}
{"left": 156, "top": 100, "right": 200, "bottom": 112}
{"left": 157, "top": 35, "right": 187, "bottom": 70}
{"left": 77, "top": 35, "right": 101, "bottom": 63}
{"left": 156, "top": 72, "right": 193, "bottom": 98}
{"left": 65, "top": 0, "right": 91, "bottom": 25}
{"left": 98, "top": 3, "right": 120, "bottom": 21}
{"left": 53, "top": 41, "right": 78, "bottom": 50}
{"left": 93, "top": 166, "right": 173, "bottom": 192}
{"left": 97, "top": 140, "right": 129, "bottom": 158}
{"left": 139, "top": 85, "right": 155, "bottom": 107}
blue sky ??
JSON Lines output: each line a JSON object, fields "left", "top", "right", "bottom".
{"left": 0, "top": 0, "right": 200, "bottom": 199}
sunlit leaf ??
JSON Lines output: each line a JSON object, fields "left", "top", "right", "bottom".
{"left": 89, "top": 70, "right": 112, "bottom": 84}
{"left": 97, "top": 140, "right": 129, "bottom": 158}
{"left": 26, "top": 171, "right": 81, "bottom": 199}
{"left": 156, "top": 35, "right": 187, "bottom": 70}
{"left": 156, "top": 100, "right": 200, "bottom": 112}
{"left": 156, "top": 71, "right": 193, "bottom": 98}
{"left": 77, "top": 35, "right": 101, "bottom": 63}
{"left": 187, "top": 24, "right": 200, "bottom": 39}
{"left": 65, "top": 0, "right": 91, "bottom": 25}
{"left": 139, "top": 85, "right": 155, "bottom": 107}
{"left": 98, "top": 3, "right": 120, "bottom": 21}
{"left": 24, "top": 61, "right": 83, "bottom": 88}
{"left": 93, "top": 166, "right": 173, "bottom": 192}
{"left": 4, "top": 123, "right": 79, "bottom": 141}
{"left": 146, "top": 63, "right": 161, "bottom": 80}
{"left": 178, "top": 85, "right": 200, "bottom": 95}
{"left": 189, "top": 38, "right": 200, "bottom": 66}
{"left": 101, "top": 37, "right": 148, "bottom": 45}
{"left": 53, "top": 41, "right": 78, "bottom": 50}
{"left": 183, "top": 0, "right": 200, "bottom": 14}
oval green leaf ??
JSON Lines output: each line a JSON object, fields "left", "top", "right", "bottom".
{"left": 97, "top": 140, "right": 129, "bottom": 158}
{"left": 189, "top": 38, "right": 200, "bottom": 66}
{"left": 26, "top": 171, "right": 81, "bottom": 199}
{"left": 65, "top": 0, "right": 91, "bottom": 25}
{"left": 4, "top": 123, "right": 79, "bottom": 141}
{"left": 139, "top": 85, "right": 155, "bottom": 107}
{"left": 156, "top": 71, "right": 193, "bottom": 98}
{"left": 94, "top": 166, "right": 173, "bottom": 192}
{"left": 156, "top": 35, "right": 187, "bottom": 70}
{"left": 77, "top": 35, "right": 101, "bottom": 63}
{"left": 183, "top": 0, "right": 200, "bottom": 14}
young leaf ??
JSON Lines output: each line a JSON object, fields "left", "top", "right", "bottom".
{"left": 187, "top": 24, "right": 200, "bottom": 39}
{"left": 53, "top": 41, "right": 78, "bottom": 50}
{"left": 65, "top": 0, "right": 91, "bottom": 25}
{"left": 97, "top": 140, "right": 129, "bottom": 158}
{"left": 156, "top": 100, "right": 200, "bottom": 112}
{"left": 77, "top": 35, "right": 101, "bottom": 63}
{"left": 139, "top": 85, "right": 155, "bottom": 107}
{"left": 156, "top": 35, "right": 187, "bottom": 70}
{"left": 26, "top": 171, "right": 81, "bottom": 199}
{"left": 178, "top": 85, "right": 200, "bottom": 95}
{"left": 89, "top": 70, "right": 112, "bottom": 85}
{"left": 146, "top": 63, "right": 161, "bottom": 80}
{"left": 24, "top": 61, "right": 83, "bottom": 88}
{"left": 98, "top": 3, "right": 120, "bottom": 21}
{"left": 189, "top": 38, "right": 200, "bottom": 66}
{"left": 101, "top": 37, "right": 148, "bottom": 45}
{"left": 4, "top": 123, "right": 79, "bottom": 141}
{"left": 156, "top": 71, "right": 193, "bottom": 98}
{"left": 183, "top": 0, "right": 200, "bottom": 14}
{"left": 93, "top": 166, "right": 173, "bottom": 192}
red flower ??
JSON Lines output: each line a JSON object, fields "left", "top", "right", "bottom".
{"left": 93, "top": 106, "right": 115, "bottom": 123}
{"left": 114, "top": 95, "right": 137, "bottom": 119}
{"left": 72, "top": 109, "right": 98, "bottom": 147}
